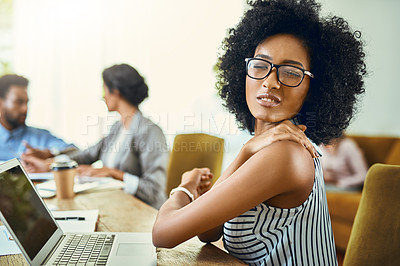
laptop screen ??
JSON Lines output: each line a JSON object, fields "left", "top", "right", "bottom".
{"left": 0, "top": 164, "right": 58, "bottom": 260}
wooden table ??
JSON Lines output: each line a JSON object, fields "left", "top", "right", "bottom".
{"left": 0, "top": 188, "right": 245, "bottom": 265}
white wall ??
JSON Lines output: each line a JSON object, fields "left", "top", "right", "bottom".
{"left": 319, "top": 0, "right": 400, "bottom": 136}
{"left": 12, "top": 0, "right": 400, "bottom": 170}
{"left": 13, "top": 0, "right": 246, "bottom": 142}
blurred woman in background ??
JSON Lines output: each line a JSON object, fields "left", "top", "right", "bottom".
{"left": 22, "top": 64, "right": 168, "bottom": 209}
{"left": 319, "top": 135, "right": 368, "bottom": 190}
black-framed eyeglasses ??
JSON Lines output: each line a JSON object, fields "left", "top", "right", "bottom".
{"left": 245, "top": 58, "right": 314, "bottom": 87}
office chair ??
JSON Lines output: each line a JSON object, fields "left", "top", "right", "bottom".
{"left": 166, "top": 133, "right": 224, "bottom": 195}
{"left": 343, "top": 164, "right": 400, "bottom": 266}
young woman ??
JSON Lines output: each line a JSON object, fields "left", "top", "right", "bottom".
{"left": 152, "top": 0, "right": 366, "bottom": 265}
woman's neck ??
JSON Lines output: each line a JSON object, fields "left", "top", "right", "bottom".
{"left": 254, "top": 120, "right": 277, "bottom": 136}
{"left": 117, "top": 102, "right": 138, "bottom": 129}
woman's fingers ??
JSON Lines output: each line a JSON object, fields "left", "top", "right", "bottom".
{"left": 198, "top": 180, "right": 212, "bottom": 196}
{"left": 297, "top": 124, "right": 307, "bottom": 132}
{"left": 181, "top": 169, "right": 213, "bottom": 198}
{"left": 201, "top": 173, "right": 213, "bottom": 180}
{"left": 198, "top": 168, "right": 212, "bottom": 176}
{"left": 276, "top": 120, "right": 319, "bottom": 158}
{"left": 77, "top": 165, "right": 95, "bottom": 176}
{"left": 199, "top": 181, "right": 212, "bottom": 189}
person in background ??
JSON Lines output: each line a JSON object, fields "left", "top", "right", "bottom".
{"left": 152, "top": 0, "right": 366, "bottom": 264}
{"left": 22, "top": 64, "right": 168, "bottom": 209}
{"left": 319, "top": 135, "right": 368, "bottom": 190}
{"left": 0, "top": 74, "right": 76, "bottom": 162}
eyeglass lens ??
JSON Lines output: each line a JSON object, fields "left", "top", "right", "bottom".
{"left": 247, "top": 59, "right": 304, "bottom": 87}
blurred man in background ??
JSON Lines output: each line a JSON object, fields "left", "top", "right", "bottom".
{"left": 0, "top": 74, "right": 76, "bottom": 161}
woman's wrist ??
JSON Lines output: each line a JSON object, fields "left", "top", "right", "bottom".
{"left": 45, "top": 158, "right": 54, "bottom": 171}
{"left": 110, "top": 168, "right": 124, "bottom": 181}
{"left": 170, "top": 186, "right": 194, "bottom": 202}
{"left": 178, "top": 183, "right": 196, "bottom": 195}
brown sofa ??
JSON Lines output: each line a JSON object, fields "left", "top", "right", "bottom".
{"left": 326, "top": 135, "right": 400, "bottom": 252}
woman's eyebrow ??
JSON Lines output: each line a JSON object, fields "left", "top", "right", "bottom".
{"left": 255, "top": 54, "right": 272, "bottom": 60}
{"left": 282, "top": 59, "right": 304, "bottom": 68}
{"left": 254, "top": 54, "right": 305, "bottom": 68}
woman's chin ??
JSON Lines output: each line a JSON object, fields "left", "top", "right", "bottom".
{"left": 254, "top": 115, "right": 290, "bottom": 124}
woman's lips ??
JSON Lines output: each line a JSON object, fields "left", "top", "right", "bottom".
{"left": 256, "top": 93, "right": 281, "bottom": 107}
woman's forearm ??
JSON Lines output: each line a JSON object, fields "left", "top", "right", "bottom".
{"left": 110, "top": 168, "right": 124, "bottom": 181}
{"left": 152, "top": 187, "right": 193, "bottom": 247}
{"left": 196, "top": 147, "right": 251, "bottom": 242}
{"left": 216, "top": 145, "right": 252, "bottom": 183}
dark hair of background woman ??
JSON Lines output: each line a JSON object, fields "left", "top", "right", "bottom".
{"left": 216, "top": 0, "right": 367, "bottom": 145}
{"left": 102, "top": 64, "right": 148, "bottom": 107}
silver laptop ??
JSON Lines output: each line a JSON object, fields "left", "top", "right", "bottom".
{"left": 0, "top": 158, "right": 157, "bottom": 266}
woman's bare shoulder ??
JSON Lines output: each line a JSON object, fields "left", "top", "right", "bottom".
{"left": 207, "top": 140, "right": 315, "bottom": 214}
{"left": 248, "top": 140, "right": 315, "bottom": 194}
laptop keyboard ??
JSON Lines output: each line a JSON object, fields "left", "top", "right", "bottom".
{"left": 53, "top": 234, "right": 115, "bottom": 266}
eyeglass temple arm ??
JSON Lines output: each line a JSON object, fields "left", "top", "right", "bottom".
{"left": 304, "top": 70, "right": 314, "bottom": 78}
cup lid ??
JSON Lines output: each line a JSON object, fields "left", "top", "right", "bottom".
{"left": 51, "top": 160, "right": 78, "bottom": 171}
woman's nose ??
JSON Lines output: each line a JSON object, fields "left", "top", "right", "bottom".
{"left": 262, "top": 68, "right": 281, "bottom": 90}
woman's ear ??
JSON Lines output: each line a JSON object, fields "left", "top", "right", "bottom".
{"left": 110, "top": 88, "right": 121, "bottom": 97}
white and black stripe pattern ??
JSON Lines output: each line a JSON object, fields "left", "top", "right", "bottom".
{"left": 223, "top": 146, "right": 337, "bottom": 265}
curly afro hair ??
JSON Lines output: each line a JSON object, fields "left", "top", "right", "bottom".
{"left": 217, "top": 0, "right": 366, "bottom": 145}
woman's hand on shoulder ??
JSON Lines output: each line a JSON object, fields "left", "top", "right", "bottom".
{"left": 243, "top": 120, "right": 319, "bottom": 158}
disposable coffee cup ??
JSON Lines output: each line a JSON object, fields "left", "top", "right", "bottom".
{"left": 51, "top": 160, "right": 78, "bottom": 199}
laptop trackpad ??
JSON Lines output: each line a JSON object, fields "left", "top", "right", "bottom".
{"left": 116, "top": 243, "right": 154, "bottom": 256}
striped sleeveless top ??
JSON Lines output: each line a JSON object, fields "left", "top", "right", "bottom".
{"left": 223, "top": 147, "right": 337, "bottom": 265}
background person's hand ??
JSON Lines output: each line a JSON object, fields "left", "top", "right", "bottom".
{"left": 77, "top": 165, "right": 111, "bottom": 177}
{"left": 21, "top": 153, "right": 52, "bottom": 173}
{"left": 22, "top": 141, "right": 53, "bottom": 159}
{"left": 76, "top": 165, "right": 124, "bottom": 181}
{"left": 180, "top": 168, "right": 213, "bottom": 200}
{"left": 244, "top": 119, "right": 319, "bottom": 158}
